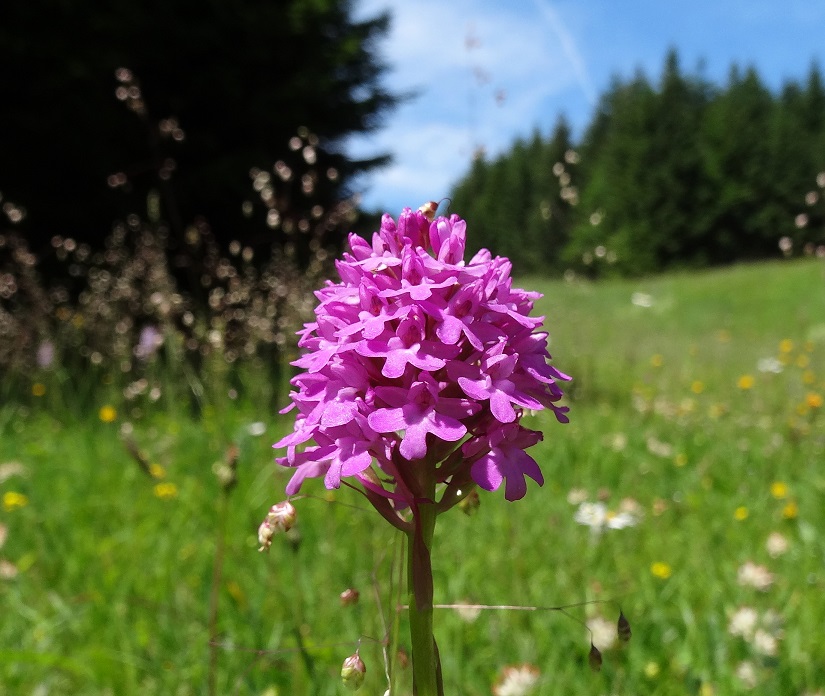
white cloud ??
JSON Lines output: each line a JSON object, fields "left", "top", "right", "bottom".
{"left": 352, "top": 0, "right": 591, "bottom": 210}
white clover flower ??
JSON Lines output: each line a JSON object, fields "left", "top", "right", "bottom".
{"left": 0, "top": 559, "right": 18, "bottom": 579}
{"left": 631, "top": 292, "right": 653, "bottom": 308}
{"left": 735, "top": 661, "right": 758, "bottom": 689}
{"left": 574, "top": 501, "right": 640, "bottom": 532}
{"left": 766, "top": 531, "right": 789, "bottom": 558}
{"left": 646, "top": 437, "right": 673, "bottom": 458}
{"left": 586, "top": 615, "right": 617, "bottom": 651}
{"left": 737, "top": 562, "right": 774, "bottom": 591}
{"left": 493, "top": 664, "right": 540, "bottom": 696}
{"left": 453, "top": 601, "right": 481, "bottom": 623}
{"left": 610, "top": 432, "right": 628, "bottom": 451}
{"left": 757, "top": 357, "right": 783, "bottom": 374}
{"left": 566, "top": 487, "right": 588, "bottom": 505}
{"left": 728, "top": 606, "right": 759, "bottom": 639}
{"left": 247, "top": 421, "right": 266, "bottom": 436}
{"left": 753, "top": 628, "right": 779, "bottom": 656}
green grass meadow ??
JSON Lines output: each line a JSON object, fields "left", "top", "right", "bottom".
{"left": 1, "top": 259, "right": 824, "bottom": 695}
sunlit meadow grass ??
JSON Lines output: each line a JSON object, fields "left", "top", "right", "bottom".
{"left": 1, "top": 258, "right": 824, "bottom": 695}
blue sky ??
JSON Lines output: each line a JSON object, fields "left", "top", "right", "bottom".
{"left": 349, "top": 0, "right": 825, "bottom": 213}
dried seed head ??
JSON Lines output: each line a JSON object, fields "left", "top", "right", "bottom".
{"left": 617, "top": 611, "right": 632, "bottom": 642}
{"left": 257, "top": 519, "right": 275, "bottom": 552}
{"left": 266, "top": 500, "right": 297, "bottom": 533}
{"left": 341, "top": 653, "right": 366, "bottom": 691}
{"left": 257, "top": 501, "right": 298, "bottom": 551}
{"left": 588, "top": 643, "right": 602, "bottom": 672}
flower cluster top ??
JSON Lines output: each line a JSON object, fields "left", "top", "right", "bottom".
{"left": 275, "top": 207, "right": 569, "bottom": 502}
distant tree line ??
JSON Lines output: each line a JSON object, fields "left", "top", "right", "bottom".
{"left": 450, "top": 50, "right": 825, "bottom": 276}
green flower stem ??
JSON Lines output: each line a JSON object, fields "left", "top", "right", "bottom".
{"left": 407, "top": 500, "right": 442, "bottom": 696}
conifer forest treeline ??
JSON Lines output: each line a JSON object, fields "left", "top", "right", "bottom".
{"left": 450, "top": 50, "right": 825, "bottom": 276}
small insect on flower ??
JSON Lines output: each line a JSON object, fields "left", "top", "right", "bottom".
{"left": 617, "top": 611, "right": 632, "bottom": 642}
{"left": 492, "top": 663, "right": 540, "bottom": 696}
{"left": 418, "top": 200, "right": 439, "bottom": 221}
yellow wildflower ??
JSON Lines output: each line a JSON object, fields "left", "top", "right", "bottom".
{"left": 782, "top": 501, "right": 798, "bottom": 519}
{"left": 226, "top": 580, "right": 246, "bottom": 607}
{"left": 770, "top": 482, "right": 788, "bottom": 499}
{"left": 99, "top": 405, "right": 117, "bottom": 423}
{"left": 806, "top": 392, "right": 823, "bottom": 409}
{"left": 709, "top": 403, "right": 727, "bottom": 419}
{"left": 153, "top": 482, "right": 178, "bottom": 500}
{"left": 674, "top": 453, "right": 688, "bottom": 467}
{"left": 691, "top": 380, "right": 705, "bottom": 394}
{"left": 644, "top": 662, "right": 660, "bottom": 678}
{"left": 796, "top": 354, "right": 810, "bottom": 369}
{"left": 31, "top": 383, "right": 46, "bottom": 397}
{"left": 734, "top": 506, "right": 749, "bottom": 521}
{"left": 650, "top": 354, "right": 663, "bottom": 368}
{"left": 650, "top": 562, "right": 672, "bottom": 579}
{"left": 779, "top": 339, "right": 794, "bottom": 354}
{"left": 149, "top": 463, "right": 166, "bottom": 479}
{"left": 737, "top": 375, "right": 755, "bottom": 390}
{"left": 2, "top": 491, "right": 29, "bottom": 511}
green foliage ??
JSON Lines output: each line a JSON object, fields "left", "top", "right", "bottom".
{"left": 2, "top": 259, "right": 824, "bottom": 693}
{"left": 451, "top": 50, "right": 825, "bottom": 277}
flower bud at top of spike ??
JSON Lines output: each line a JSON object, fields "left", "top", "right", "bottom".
{"left": 588, "top": 643, "right": 602, "bottom": 672}
{"left": 341, "top": 653, "right": 366, "bottom": 690}
{"left": 617, "top": 611, "right": 632, "bottom": 642}
{"left": 340, "top": 588, "right": 360, "bottom": 606}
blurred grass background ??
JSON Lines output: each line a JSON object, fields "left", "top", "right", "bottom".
{"left": 2, "top": 257, "right": 823, "bottom": 694}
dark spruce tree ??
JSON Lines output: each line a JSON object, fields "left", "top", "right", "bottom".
{"left": 0, "top": 0, "right": 399, "bottom": 261}
{"left": 452, "top": 49, "right": 825, "bottom": 277}
{"left": 450, "top": 117, "right": 579, "bottom": 274}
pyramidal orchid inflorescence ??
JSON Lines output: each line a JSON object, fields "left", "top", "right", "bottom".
{"left": 274, "top": 205, "right": 570, "bottom": 512}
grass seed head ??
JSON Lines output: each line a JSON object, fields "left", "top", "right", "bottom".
{"left": 341, "top": 653, "right": 366, "bottom": 691}
{"left": 588, "top": 642, "right": 603, "bottom": 672}
{"left": 618, "top": 611, "right": 632, "bottom": 642}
